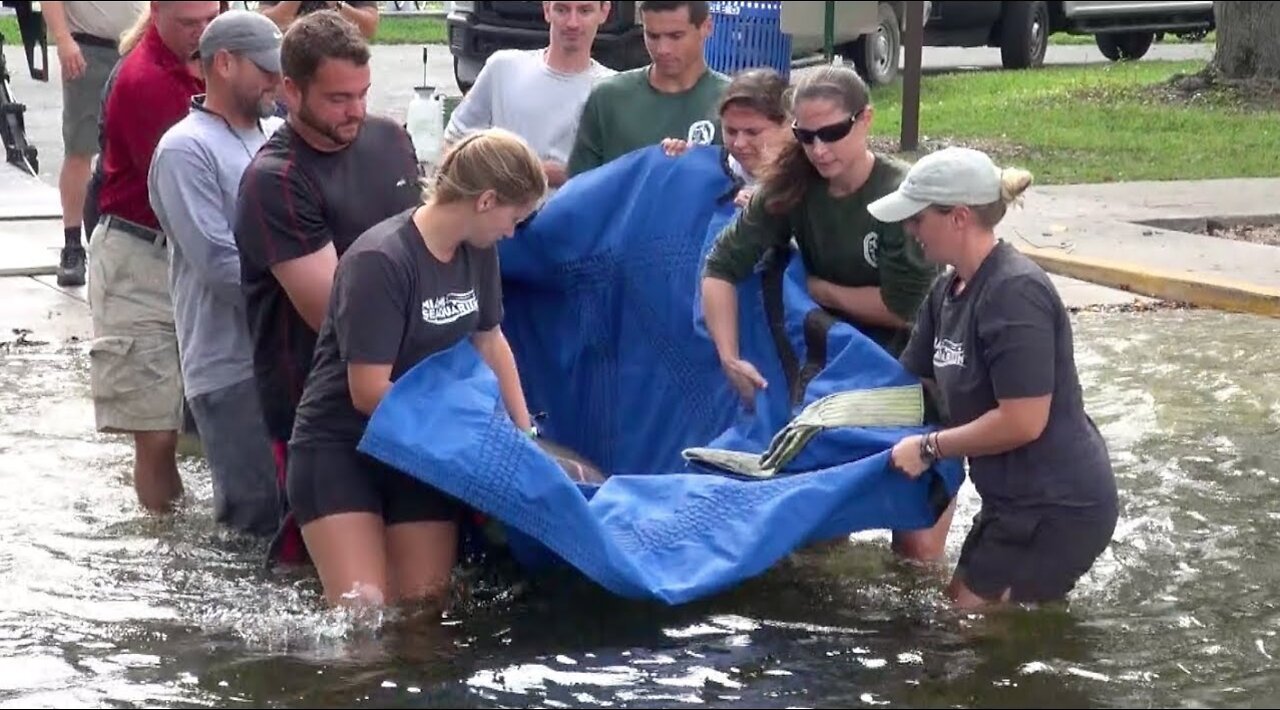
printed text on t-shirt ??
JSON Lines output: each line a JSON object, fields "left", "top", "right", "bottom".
{"left": 933, "top": 338, "right": 966, "bottom": 369}
{"left": 422, "top": 291, "right": 479, "bottom": 325}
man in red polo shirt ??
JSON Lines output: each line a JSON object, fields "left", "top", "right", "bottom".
{"left": 88, "top": 1, "right": 220, "bottom": 514}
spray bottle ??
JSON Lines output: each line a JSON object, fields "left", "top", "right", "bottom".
{"left": 406, "top": 46, "right": 446, "bottom": 173}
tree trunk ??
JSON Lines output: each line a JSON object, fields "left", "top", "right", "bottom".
{"left": 1212, "top": 1, "right": 1280, "bottom": 81}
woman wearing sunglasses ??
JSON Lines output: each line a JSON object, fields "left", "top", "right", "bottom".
{"left": 700, "top": 65, "right": 951, "bottom": 563}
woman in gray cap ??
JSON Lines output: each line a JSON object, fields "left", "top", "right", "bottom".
{"left": 870, "top": 146, "right": 1119, "bottom": 610}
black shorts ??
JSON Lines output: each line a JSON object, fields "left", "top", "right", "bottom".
{"left": 957, "top": 504, "right": 1117, "bottom": 604}
{"left": 286, "top": 444, "right": 461, "bottom": 527}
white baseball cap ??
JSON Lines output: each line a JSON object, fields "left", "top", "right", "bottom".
{"left": 868, "top": 147, "right": 1005, "bottom": 223}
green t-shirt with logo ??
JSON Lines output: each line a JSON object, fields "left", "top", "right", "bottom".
{"left": 568, "top": 65, "right": 730, "bottom": 176}
{"left": 702, "top": 153, "right": 940, "bottom": 355}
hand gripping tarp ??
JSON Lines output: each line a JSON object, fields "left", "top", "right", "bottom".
{"left": 358, "top": 145, "right": 964, "bottom": 605}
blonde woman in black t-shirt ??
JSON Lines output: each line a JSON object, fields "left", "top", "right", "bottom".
{"left": 287, "top": 128, "right": 547, "bottom": 610}
{"left": 871, "top": 147, "right": 1119, "bottom": 610}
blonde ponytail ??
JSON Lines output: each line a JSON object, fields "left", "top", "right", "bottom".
{"left": 999, "top": 167, "right": 1034, "bottom": 204}
{"left": 970, "top": 166, "right": 1033, "bottom": 229}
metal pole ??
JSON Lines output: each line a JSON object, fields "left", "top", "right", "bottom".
{"left": 823, "top": 1, "right": 835, "bottom": 63}
{"left": 901, "top": 1, "right": 925, "bottom": 151}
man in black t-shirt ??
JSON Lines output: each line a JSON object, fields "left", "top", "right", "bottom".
{"left": 233, "top": 10, "right": 420, "bottom": 564}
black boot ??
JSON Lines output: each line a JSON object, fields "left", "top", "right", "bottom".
{"left": 57, "top": 246, "right": 86, "bottom": 287}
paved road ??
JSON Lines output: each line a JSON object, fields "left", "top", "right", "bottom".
{"left": 3, "top": 41, "right": 1211, "bottom": 186}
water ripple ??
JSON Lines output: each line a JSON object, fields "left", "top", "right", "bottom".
{"left": 0, "top": 310, "right": 1277, "bottom": 707}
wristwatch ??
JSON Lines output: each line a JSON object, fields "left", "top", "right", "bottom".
{"left": 526, "top": 424, "right": 540, "bottom": 440}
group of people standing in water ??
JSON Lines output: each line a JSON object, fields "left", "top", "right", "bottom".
{"left": 285, "top": 1, "right": 1119, "bottom": 614}
{"left": 315, "top": 59, "right": 1117, "bottom": 617}
{"left": 84, "top": 0, "right": 1115, "bottom": 615}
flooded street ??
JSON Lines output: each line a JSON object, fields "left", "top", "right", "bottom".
{"left": 2, "top": 309, "right": 1277, "bottom": 708}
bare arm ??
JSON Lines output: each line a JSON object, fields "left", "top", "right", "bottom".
{"left": 937, "top": 395, "right": 1051, "bottom": 458}
{"left": 43, "top": 2, "right": 86, "bottom": 81}
{"left": 471, "top": 327, "right": 533, "bottom": 431}
{"left": 42, "top": 1, "right": 72, "bottom": 42}
{"left": 270, "top": 244, "right": 339, "bottom": 332}
{"left": 892, "top": 395, "right": 1052, "bottom": 477}
{"left": 335, "top": 1, "right": 380, "bottom": 40}
{"left": 700, "top": 196, "right": 789, "bottom": 407}
{"left": 702, "top": 276, "right": 742, "bottom": 364}
{"left": 348, "top": 363, "right": 393, "bottom": 416}
{"left": 259, "top": 0, "right": 304, "bottom": 31}
{"left": 702, "top": 276, "right": 768, "bottom": 406}
{"left": 542, "top": 160, "right": 568, "bottom": 188}
{"left": 808, "top": 277, "right": 909, "bottom": 330}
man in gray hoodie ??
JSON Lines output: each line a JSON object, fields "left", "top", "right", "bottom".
{"left": 147, "top": 10, "right": 285, "bottom": 537}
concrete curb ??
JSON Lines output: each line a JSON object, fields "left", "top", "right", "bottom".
{"left": 1018, "top": 246, "right": 1280, "bottom": 318}
{"left": 0, "top": 265, "right": 56, "bottom": 278}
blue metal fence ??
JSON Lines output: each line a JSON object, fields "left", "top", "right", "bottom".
{"left": 704, "top": 1, "right": 793, "bottom": 80}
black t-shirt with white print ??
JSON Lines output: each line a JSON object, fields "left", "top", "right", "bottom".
{"left": 899, "top": 241, "right": 1117, "bottom": 512}
{"left": 289, "top": 207, "right": 504, "bottom": 448}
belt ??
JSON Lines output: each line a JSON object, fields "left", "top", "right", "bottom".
{"left": 102, "top": 215, "right": 165, "bottom": 247}
{"left": 71, "top": 32, "right": 119, "bottom": 51}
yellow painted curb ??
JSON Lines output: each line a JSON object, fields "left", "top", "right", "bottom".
{"left": 1017, "top": 246, "right": 1280, "bottom": 318}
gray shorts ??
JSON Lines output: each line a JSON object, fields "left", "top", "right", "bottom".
{"left": 187, "top": 377, "right": 281, "bottom": 538}
{"left": 957, "top": 504, "right": 1118, "bottom": 604}
{"left": 62, "top": 42, "right": 120, "bottom": 158}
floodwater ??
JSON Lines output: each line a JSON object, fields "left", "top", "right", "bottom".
{"left": 2, "top": 309, "right": 1277, "bottom": 708}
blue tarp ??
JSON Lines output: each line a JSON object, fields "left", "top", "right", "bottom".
{"left": 358, "top": 145, "right": 964, "bottom": 605}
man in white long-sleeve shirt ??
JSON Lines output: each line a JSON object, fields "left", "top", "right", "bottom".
{"left": 147, "top": 10, "right": 285, "bottom": 537}
{"left": 444, "top": 1, "right": 614, "bottom": 190}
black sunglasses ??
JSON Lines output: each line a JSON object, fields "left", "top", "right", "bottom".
{"left": 791, "top": 110, "right": 862, "bottom": 145}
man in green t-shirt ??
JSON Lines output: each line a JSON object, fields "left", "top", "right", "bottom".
{"left": 567, "top": 1, "right": 729, "bottom": 176}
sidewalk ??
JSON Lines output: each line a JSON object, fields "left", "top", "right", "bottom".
{"left": 0, "top": 171, "right": 88, "bottom": 344}
{"left": 1001, "top": 177, "right": 1280, "bottom": 317}
{"left": 0, "top": 170, "right": 64, "bottom": 280}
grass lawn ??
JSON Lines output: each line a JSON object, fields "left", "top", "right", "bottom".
{"left": 0, "top": 14, "right": 446, "bottom": 47}
{"left": 0, "top": 17, "right": 23, "bottom": 46}
{"left": 866, "top": 60, "right": 1280, "bottom": 184}
{"left": 367, "top": 15, "right": 447, "bottom": 45}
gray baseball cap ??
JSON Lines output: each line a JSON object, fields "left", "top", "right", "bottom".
{"left": 868, "top": 147, "right": 1006, "bottom": 223}
{"left": 193, "top": 9, "right": 283, "bottom": 74}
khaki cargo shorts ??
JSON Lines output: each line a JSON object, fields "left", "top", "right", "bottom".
{"left": 86, "top": 217, "right": 184, "bottom": 433}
